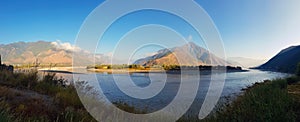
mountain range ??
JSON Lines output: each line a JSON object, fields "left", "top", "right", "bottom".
{"left": 6, "top": 40, "right": 296, "bottom": 70}
{"left": 0, "top": 41, "right": 109, "bottom": 66}
{"left": 256, "top": 45, "right": 300, "bottom": 73}
{"left": 134, "top": 42, "right": 230, "bottom": 66}
{"left": 1, "top": 41, "right": 234, "bottom": 67}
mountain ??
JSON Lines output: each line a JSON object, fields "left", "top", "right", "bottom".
{"left": 228, "top": 57, "right": 267, "bottom": 68}
{"left": 0, "top": 41, "right": 108, "bottom": 66}
{"left": 256, "top": 45, "right": 300, "bottom": 73}
{"left": 134, "top": 42, "right": 230, "bottom": 66}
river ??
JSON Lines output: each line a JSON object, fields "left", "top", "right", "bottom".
{"left": 55, "top": 69, "right": 288, "bottom": 116}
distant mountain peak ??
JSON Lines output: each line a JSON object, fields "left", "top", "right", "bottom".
{"left": 134, "top": 42, "right": 229, "bottom": 66}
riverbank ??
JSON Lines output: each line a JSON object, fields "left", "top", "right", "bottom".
{"left": 15, "top": 66, "right": 248, "bottom": 75}
{"left": 0, "top": 71, "right": 97, "bottom": 121}
{"left": 87, "top": 68, "right": 248, "bottom": 74}
{"left": 202, "top": 76, "right": 300, "bottom": 121}
{"left": 87, "top": 65, "right": 247, "bottom": 74}
{"left": 87, "top": 68, "right": 165, "bottom": 73}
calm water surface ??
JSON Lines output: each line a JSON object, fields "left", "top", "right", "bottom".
{"left": 57, "top": 69, "right": 288, "bottom": 116}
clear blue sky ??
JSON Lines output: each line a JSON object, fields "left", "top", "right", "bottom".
{"left": 0, "top": 0, "right": 103, "bottom": 43}
{"left": 1, "top": 0, "right": 300, "bottom": 60}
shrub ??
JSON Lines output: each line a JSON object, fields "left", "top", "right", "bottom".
{"left": 43, "top": 73, "right": 56, "bottom": 85}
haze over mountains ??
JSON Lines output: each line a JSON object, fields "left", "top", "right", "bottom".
{"left": 257, "top": 45, "right": 300, "bottom": 73}
{"left": 227, "top": 57, "right": 267, "bottom": 68}
{"left": 134, "top": 42, "right": 230, "bottom": 66}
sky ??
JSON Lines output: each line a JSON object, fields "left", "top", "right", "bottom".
{"left": 1, "top": 0, "right": 300, "bottom": 60}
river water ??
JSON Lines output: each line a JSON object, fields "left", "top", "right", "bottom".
{"left": 56, "top": 69, "right": 288, "bottom": 116}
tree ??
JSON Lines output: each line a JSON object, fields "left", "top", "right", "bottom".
{"left": 297, "top": 62, "right": 300, "bottom": 76}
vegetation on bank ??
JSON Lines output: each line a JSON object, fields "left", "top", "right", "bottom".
{"left": 87, "top": 64, "right": 243, "bottom": 71}
{"left": 202, "top": 64, "right": 300, "bottom": 122}
{"left": 0, "top": 70, "right": 147, "bottom": 121}
{"left": 14, "top": 63, "right": 72, "bottom": 69}
{"left": 0, "top": 70, "right": 96, "bottom": 121}
{"left": 87, "top": 64, "right": 148, "bottom": 70}
{"left": 204, "top": 78, "right": 300, "bottom": 121}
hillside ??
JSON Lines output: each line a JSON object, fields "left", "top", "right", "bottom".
{"left": 256, "top": 45, "right": 300, "bottom": 73}
{"left": 0, "top": 41, "right": 108, "bottom": 66}
{"left": 134, "top": 42, "right": 229, "bottom": 66}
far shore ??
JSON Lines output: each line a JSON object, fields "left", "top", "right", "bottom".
{"left": 14, "top": 67, "right": 87, "bottom": 74}
{"left": 14, "top": 66, "right": 248, "bottom": 74}
{"left": 87, "top": 68, "right": 165, "bottom": 73}
{"left": 87, "top": 68, "right": 248, "bottom": 74}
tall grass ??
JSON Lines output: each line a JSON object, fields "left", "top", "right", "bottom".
{"left": 0, "top": 70, "right": 97, "bottom": 122}
{"left": 205, "top": 77, "right": 300, "bottom": 122}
